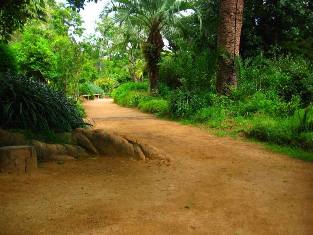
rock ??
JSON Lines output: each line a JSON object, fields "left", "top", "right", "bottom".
{"left": 0, "top": 146, "right": 37, "bottom": 174}
{"left": 88, "top": 129, "right": 136, "bottom": 158}
{"left": 50, "top": 154, "right": 76, "bottom": 161}
{"left": 64, "top": 144, "right": 89, "bottom": 159}
{"left": 72, "top": 130, "right": 99, "bottom": 155}
{"left": 71, "top": 128, "right": 167, "bottom": 161}
{"left": 133, "top": 144, "right": 146, "bottom": 161}
{"left": 32, "top": 141, "right": 89, "bottom": 162}
{"left": 0, "top": 129, "right": 27, "bottom": 146}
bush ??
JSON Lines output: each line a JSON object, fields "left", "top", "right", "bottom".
{"left": 0, "top": 44, "right": 18, "bottom": 74}
{"left": 119, "top": 90, "right": 149, "bottom": 107}
{"left": 235, "top": 92, "right": 281, "bottom": 116}
{"left": 76, "top": 100, "right": 86, "bottom": 118}
{"left": 248, "top": 116, "right": 295, "bottom": 145}
{"left": 94, "top": 77, "right": 118, "bottom": 95}
{"left": 236, "top": 55, "right": 313, "bottom": 108}
{"left": 0, "top": 73, "right": 85, "bottom": 131}
{"left": 138, "top": 99, "right": 169, "bottom": 115}
{"left": 159, "top": 50, "right": 216, "bottom": 90}
{"left": 111, "top": 82, "right": 148, "bottom": 106}
{"left": 192, "top": 107, "right": 227, "bottom": 124}
{"left": 247, "top": 107, "right": 313, "bottom": 151}
{"left": 79, "top": 82, "right": 104, "bottom": 97}
{"left": 169, "top": 89, "right": 213, "bottom": 118}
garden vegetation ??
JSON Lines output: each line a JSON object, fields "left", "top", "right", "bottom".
{"left": 0, "top": 0, "right": 312, "bottom": 158}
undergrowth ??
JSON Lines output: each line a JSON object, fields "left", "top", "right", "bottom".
{"left": 111, "top": 55, "right": 313, "bottom": 160}
{"left": 0, "top": 73, "right": 86, "bottom": 131}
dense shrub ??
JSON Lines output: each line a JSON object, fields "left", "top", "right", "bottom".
{"left": 192, "top": 107, "right": 227, "bottom": 124}
{"left": 169, "top": 89, "right": 213, "bottom": 118}
{"left": 138, "top": 99, "right": 169, "bottom": 115}
{"left": 247, "top": 107, "right": 313, "bottom": 151}
{"left": 79, "top": 82, "right": 104, "bottom": 97}
{"left": 0, "top": 44, "right": 18, "bottom": 74}
{"left": 118, "top": 90, "right": 149, "bottom": 107}
{"left": 112, "top": 55, "right": 313, "bottom": 154}
{"left": 159, "top": 50, "right": 216, "bottom": 90}
{"left": 94, "top": 77, "right": 118, "bottom": 95}
{"left": 0, "top": 73, "right": 85, "bottom": 131}
{"left": 236, "top": 55, "right": 313, "bottom": 108}
{"left": 111, "top": 82, "right": 148, "bottom": 106}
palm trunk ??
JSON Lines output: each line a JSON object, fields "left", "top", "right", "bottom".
{"left": 143, "top": 21, "right": 164, "bottom": 94}
{"left": 216, "top": 0, "right": 244, "bottom": 95}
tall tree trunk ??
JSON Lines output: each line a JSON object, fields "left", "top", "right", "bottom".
{"left": 143, "top": 21, "right": 164, "bottom": 94}
{"left": 216, "top": 0, "right": 244, "bottom": 95}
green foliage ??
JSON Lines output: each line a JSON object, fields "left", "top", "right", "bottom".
{"left": 242, "top": 0, "right": 313, "bottom": 58}
{"left": 0, "top": 0, "right": 45, "bottom": 41}
{"left": 160, "top": 50, "right": 216, "bottom": 90}
{"left": 112, "top": 82, "right": 169, "bottom": 115}
{"left": 235, "top": 55, "right": 313, "bottom": 108}
{"left": 169, "top": 89, "right": 213, "bottom": 118}
{"left": 234, "top": 92, "right": 281, "bottom": 117}
{"left": 192, "top": 107, "right": 227, "bottom": 125}
{"left": 0, "top": 73, "right": 85, "bottom": 131}
{"left": 247, "top": 107, "right": 313, "bottom": 151}
{"left": 76, "top": 100, "right": 86, "bottom": 118}
{"left": 120, "top": 90, "right": 149, "bottom": 107}
{"left": 0, "top": 43, "right": 18, "bottom": 74}
{"left": 79, "top": 82, "right": 104, "bottom": 96}
{"left": 138, "top": 99, "right": 169, "bottom": 115}
{"left": 111, "top": 82, "right": 148, "bottom": 105}
{"left": 94, "top": 77, "right": 118, "bottom": 95}
{"left": 12, "top": 25, "right": 57, "bottom": 82}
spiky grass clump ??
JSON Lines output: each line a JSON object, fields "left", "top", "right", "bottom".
{"left": 0, "top": 73, "right": 85, "bottom": 131}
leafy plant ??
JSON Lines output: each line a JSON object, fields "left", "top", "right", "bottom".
{"left": 94, "top": 77, "right": 118, "bottom": 95}
{"left": 0, "top": 73, "right": 85, "bottom": 131}
{"left": 0, "top": 43, "right": 18, "bottom": 74}
{"left": 138, "top": 98, "right": 169, "bottom": 115}
{"left": 79, "top": 82, "right": 104, "bottom": 97}
{"left": 111, "top": 82, "right": 148, "bottom": 104}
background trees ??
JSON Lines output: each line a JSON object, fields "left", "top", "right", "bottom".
{"left": 109, "top": 0, "right": 191, "bottom": 93}
{"left": 0, "top": 0, "right": 45, "bottom": 42}
{"left": 0, "top": 0, "right": 312, "bottom": 152}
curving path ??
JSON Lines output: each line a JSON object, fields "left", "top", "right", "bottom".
{"left": 1, "top": 98, "right": 313, "bottom": 235}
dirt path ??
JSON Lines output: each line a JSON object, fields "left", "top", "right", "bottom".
{"left": 1, "top": 98, "right": 313, "bottom": 235}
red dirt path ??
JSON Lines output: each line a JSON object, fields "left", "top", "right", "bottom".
{"left": 1, "top": 98, "right": 312, "bottom": 235}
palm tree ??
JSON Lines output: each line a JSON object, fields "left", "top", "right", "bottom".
{"left": 110, "top": 0, "right": 190, "bottom": 94}
{"left": 216, "top": 0, "right": 244, "bottom": 95}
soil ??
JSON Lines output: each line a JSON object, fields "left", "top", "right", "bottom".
{"left": 1, "top": 98, "right": 313, "bottom": 235}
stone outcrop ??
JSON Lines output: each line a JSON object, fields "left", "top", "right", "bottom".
{"left": 0, "top": 146, "right": 37, "bottom": 174}
{"left": 32, "top": 140, "right": 88, "bottom": 161}
{"left": 72, "top": 128, "right": 165, "bottom": 161}
{"left": 0, "top": 128, "right": 166, "bottom": 163}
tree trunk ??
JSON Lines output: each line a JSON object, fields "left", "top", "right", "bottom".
{"left": 143, "top": 21, "right": 164, "bottom": 94}
{"left": 216, "top": 0, "right": 244, "bottom": 95}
